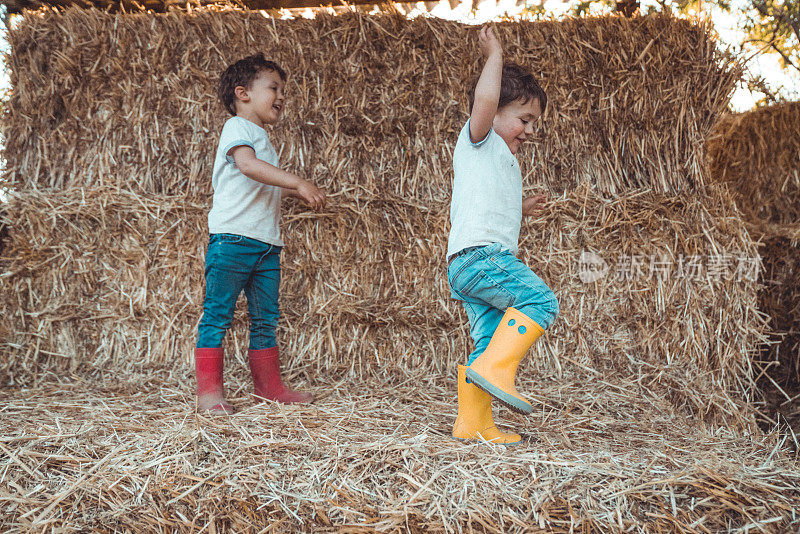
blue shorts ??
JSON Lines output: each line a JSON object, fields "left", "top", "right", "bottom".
{"left": 447, "top": 243, "right": 559, "bottom": 365}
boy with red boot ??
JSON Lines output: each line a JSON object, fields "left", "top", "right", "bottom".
{"left": 447, "top": 27, "right": 559, "bottom": 444}
{"left": 195, "top": 54, "right": 326, "bottom": 414}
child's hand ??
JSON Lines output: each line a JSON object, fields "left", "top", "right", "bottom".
{"left": 522, "top": 194, "right": 547, "bottom": 216}
{"left": 478, "top": 25, "right": 502, "bottom": 59}
{"left": 296, "top": 180, "right": 326, "bottom": 210}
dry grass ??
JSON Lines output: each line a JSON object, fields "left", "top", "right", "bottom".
{"left": 2, "top": 372, "right": 799, "bottom": 532}
{"left": 706, "top": 102, "right": 800, "bottom": 229}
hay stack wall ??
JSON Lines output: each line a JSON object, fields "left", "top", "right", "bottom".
{"left": 707, "top": 102, "right": 800, "bottom": 390}
{"left": 4, "top": 9, "right": 739, "bottom": 195}
{"left": 0, "top": 9, "right": 764, "bottom": 422}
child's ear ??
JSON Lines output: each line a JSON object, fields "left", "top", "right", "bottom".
{"left": 234, "top": 85, "right": 249, "bottom": 103}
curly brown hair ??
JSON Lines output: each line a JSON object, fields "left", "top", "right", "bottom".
{"left": 218, "top": 53, "right": 287, "bottom": 116}
{"left": 468, "top": 62, "right": 547, "bottom": 114}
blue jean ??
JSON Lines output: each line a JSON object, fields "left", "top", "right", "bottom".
{"left": 197, "top": 233, "right": 282, "bottom": 350}
{"left": 447, "top": 243, "right": 559, "bottom": 365}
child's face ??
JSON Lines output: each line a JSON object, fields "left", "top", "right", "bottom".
{"left": 493, "top": 98, "right": 542, "bottom": 155}
{"left": 235, "top": 69, "right": 285, "bottom": 126}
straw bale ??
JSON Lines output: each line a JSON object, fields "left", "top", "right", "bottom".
{"left": 1, "top": 375, "right": 799, "bottom": 532}
{"left": 758, "top": 236, "right": 800, "bottom": 398}
{"left": 4, "top": 0, "right": 386, "bottom": 14}
{"left": 706, "top": 102, "right": 800, "bottom": 229}
{"left": 0, "top": 184, "right": 768, "bottom": 427}
{"left": 706, "top": 102, "right": 800, "bottom": 415}
{"left": 2, "top": 8, "right": 741, "bottom": 196}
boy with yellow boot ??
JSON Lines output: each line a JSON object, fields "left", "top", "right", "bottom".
{"left": 447, "top": 26, "right": 559, "bottom": 445}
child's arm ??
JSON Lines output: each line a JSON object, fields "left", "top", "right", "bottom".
{"left": 230, "top": 146, "right": 326, "bottom": 210}
{"left": 469, "top": 25, "right": 503, "bottom": 144}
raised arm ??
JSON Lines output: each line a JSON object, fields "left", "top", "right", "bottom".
{"left": 469, "top": 25, "right": 503, "bottom": 144}
{"left": 230, "top": 145, "right": 326, "bottom": 210}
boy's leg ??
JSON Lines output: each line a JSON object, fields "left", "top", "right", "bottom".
{"left": 196, "top": 234, "right": 254, "bottom": 413}
{"left": 244, "top": 245, "right": 313, "bottom": 404}
{"left": 454, "top": 301, "right": 521, "bottom": 445}
{"left": 491, "top": 252, "right": 559, "bottom": 332}
{"left": 448, "top": 244, "right": 513, "bottom": 366}
{"left": 449, "top": 244, "right": 558, "bottom": 332}
{"left": 197, "top": 235, "right": 254, "bottom": 348}
{"left": 243, "top": 244, "right": 281, "bottom": 351}
{"left": 452, "top": 245, "right": 559, "bottom": 414}
{"left": 463, "top": 301, "right": 504, "bottom": 366}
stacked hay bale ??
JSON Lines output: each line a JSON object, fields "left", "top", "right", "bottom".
{"left": 707, "top": 102, "right": 800, "bottom": 231}
{"left": 0, "top": 8, "right": 763, "bottom": 424}
{"left": 706, "top": 102, "right": 800, "bottom": 414}
{"left": 3, "top": 9, "right": 735, "bottom": 196}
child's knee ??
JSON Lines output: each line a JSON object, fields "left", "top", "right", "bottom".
{"left": 535, "top": 289, "right": 559, "bottom": 329}
{"left": 516, "top": 287, "right": 558, "bottom": 330}
{"left": 547, "top": 290, "right": 559, "bottom": 321}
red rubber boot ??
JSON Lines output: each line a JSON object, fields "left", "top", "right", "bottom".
{"left": 249, "top": 347, "right": 314, "bottom": 404}
{"left": 195, "top": 348, "right": 235, "bottom": 414}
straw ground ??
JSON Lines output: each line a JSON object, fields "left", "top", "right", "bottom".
{"left": 2, "top": 370, "right": 800, "bottom": 531}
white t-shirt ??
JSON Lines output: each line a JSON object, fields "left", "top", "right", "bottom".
{"left": 208, "top": 116, "right": 284, "bottom": 247}
{"left": 447, "top": 120, "right": 523, "bottom": 259}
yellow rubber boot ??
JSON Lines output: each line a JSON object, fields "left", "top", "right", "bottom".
{"left": 453, "top": 365, "right": 521, "bottom": 445}
{"left": 465, "top": 307, "right": 544, "bottom": 415}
